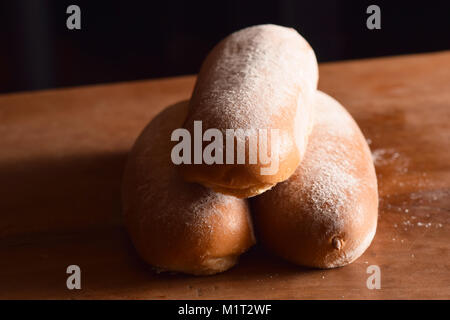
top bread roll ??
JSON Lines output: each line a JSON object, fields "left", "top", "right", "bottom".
{"left": 178, "top": 24, "right": 318, "bottom": 198}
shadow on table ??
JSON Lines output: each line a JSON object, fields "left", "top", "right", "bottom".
{"left": 0, "top": 151, "right": 128, "bottom": 239}
{"left": 0, "top": 149, "right": 321, "bottom": 299}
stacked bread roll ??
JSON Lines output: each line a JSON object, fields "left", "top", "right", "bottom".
{"left": 122, "top": 24, "right": 378, "bottom": 275}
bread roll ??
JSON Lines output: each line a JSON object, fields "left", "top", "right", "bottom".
{"left": 180, "top": 24, "right": 318, "bottom": 198}
{"left": 251, "top": 91, "right": 378, "bottom": 268}
{"left": 122, "top": 101, "right": 255, "bottom": 275}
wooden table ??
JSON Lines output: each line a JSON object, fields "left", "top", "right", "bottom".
{"left": 0, "top": 51, "right": 449, "bottom": 299}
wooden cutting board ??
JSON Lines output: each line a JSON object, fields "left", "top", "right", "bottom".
{"left": 0, "top": 51, "right": 449, "bottom": 299}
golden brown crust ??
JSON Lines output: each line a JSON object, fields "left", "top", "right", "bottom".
{"left": 180, "top": 24, "right": 318, "bottom": 197}
{"left": 122, "top": 101, "right": 255, "bottom": 275}
{"left": 251, "top": 91, "right": 378, "bottom": 268}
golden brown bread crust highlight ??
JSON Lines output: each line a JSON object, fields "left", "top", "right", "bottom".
{"left": 122, "top": 101, "right": 255, "bottom": 275}
{"left": 180, "top": 24, "right": 318, "bottom": 198}
{"left": 251, "top": 91, "right": 378, "bottom": 268}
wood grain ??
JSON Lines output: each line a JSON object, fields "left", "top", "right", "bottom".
{"left": 0, "top": 51, "right": 449, "bottom": 299}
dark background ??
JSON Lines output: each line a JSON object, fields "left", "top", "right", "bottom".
{"left": 0, "top": 0, "right": 449, "bottom": 94}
